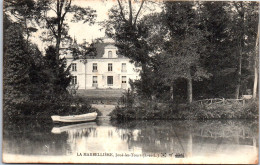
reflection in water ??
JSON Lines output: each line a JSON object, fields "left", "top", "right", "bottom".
{"left": 3, "top": 119, "right": 258, "bottom": 160}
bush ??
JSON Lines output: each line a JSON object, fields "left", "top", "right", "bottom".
{"left": 54, "top": 96, "right": 101, "bottom": 116}
{"left": 110, "top": 99, "right": 259, "bottom": 120}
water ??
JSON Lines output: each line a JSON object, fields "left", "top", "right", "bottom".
{"left": 3, "top": 118, "right": 258, "bottom": 164}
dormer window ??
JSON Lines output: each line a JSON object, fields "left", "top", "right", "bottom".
{"left": 108, "top": 51, "right": 112, "bottom": 58}
{"left": 103, "top": 45, "right": 118, "bottom": 58}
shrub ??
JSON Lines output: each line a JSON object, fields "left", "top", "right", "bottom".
{"left": 110, "top": 99, "right": 258, "bottom": 120}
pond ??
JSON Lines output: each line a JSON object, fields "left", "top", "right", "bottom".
{"left": 3, "top": 118, "right": 258, "bottom": 164}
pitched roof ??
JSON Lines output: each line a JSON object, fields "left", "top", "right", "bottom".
{"left": 89, "top": 42, "right": 126, "bottom": 59}
{"left": 64, "top": 38, "right": 127, "bottom": 59}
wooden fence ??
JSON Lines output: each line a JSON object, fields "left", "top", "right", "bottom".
{"left": 194, "top": 98, "right": 248, "bottom": 106}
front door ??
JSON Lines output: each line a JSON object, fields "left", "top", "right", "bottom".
{"left": 107, "top": 76, "right": 113, "bottom": 86}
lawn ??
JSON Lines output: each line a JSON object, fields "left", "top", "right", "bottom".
{"left": 76, "top": 89, "right": 125, "bottom": 104}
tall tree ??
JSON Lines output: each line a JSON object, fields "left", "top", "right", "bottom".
{"left": 227, "top": 1, "right": 259, "bottom": 98}
{"left": 159, "top": 2, "right": 211, "bottom": 103}
{"left": 105, "top": 0, "right": 151, "bottom": 67}
{"left": 105, "top": 0, "right": 161, "bottom": 99}
{"left": 197, "top": 2, "right": 236, "bottom": 98}
{"left": 3, "top": 15, "right": 32, "bottom": 115}
{"left": 36, "top": 0, "right": 96, "bottom": 60}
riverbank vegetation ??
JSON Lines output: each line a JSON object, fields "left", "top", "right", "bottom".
{"left": 106, "top": 1, "right": 259, "bottom": 120}
{"left": 110, "top": 99, "right": 258, "bottom": 120}
{"left": 110, "top": 89, "right": 258, "bottom": 120}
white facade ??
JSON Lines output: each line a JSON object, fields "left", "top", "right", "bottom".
{"left": 66, "top": 44, "right": 140, "bottom": 89}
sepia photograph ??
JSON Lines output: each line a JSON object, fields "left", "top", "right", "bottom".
{"left": 2, "top": 0, "right": 259, "bottom": 164}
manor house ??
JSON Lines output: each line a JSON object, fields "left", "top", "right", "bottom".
{"left": 65, "top": 39, "right": 140, "bottom": 89}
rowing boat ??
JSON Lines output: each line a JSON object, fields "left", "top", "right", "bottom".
{"left": 51, "top": 112, "right": 98, "bottom": 123}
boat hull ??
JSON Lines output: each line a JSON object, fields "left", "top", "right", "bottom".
{"left": 51, "top": 112, "right": 98, "bottom": 123}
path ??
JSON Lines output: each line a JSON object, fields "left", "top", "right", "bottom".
{"left": 91, "top": 104, "right": 116, "bottom": 116}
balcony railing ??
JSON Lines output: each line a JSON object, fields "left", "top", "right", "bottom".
{"left": 92, "top": 83, "right": 98, "bottom": 87}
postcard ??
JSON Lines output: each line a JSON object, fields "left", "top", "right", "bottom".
{"left": 2, "top": 0, "right": 259, "bottom": 164}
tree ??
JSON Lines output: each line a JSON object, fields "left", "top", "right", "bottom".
{"left": 3, "top": 15, "right": 33, "bottom": 116}
{"left": 196, "top": 2, "right": 237, "bottom": 98}
{"left": 105, "top": 0, "right": 151, "bottom": 67}
{"left": 105, "top": 0, "right": 162, "bottom": 99}
{"left": 158, "top": 2, "right": 211, "bottom": 103}
{"left": 4, "top": 0, "right": 38, "bottom": 48}
{"left": 105, "top": 1, "right": 258, "bottom": 102}
{"left": 226, "top": 2, "right": 259, "bottom": 98}
{"left": 33, "top": 0, "right": 97, "bottom": 98}
{"left": 36, "top": 0, "right": 96, "bottom": 60}
{"left": 44, "top": 46, "right": 71, "bottom": 94}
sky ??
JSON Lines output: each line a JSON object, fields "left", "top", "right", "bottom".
{"left": 68, "top": 0, "right": 115, "bottom": 43}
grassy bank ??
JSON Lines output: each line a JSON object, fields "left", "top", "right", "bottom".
{"left": 110, "top": 100, "right": 258, "bottom": 120}
{"left": 76, "top": 89, "right": 123, "bottom": 104}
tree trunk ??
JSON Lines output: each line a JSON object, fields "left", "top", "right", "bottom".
{"left": 55, "top": 19, "right": 62, "bottom": 60}
{"left": 55, "top": 36, "right": 61, "bottom": 60}
{"left": 235, "top": 48, "right": 242, "bottom": 99}
{"left": 253, "top": 54, "right": 258, "bottom": 99}
{"left": 234, "top": 3, "right": 245, "bottom": 99}
{"left": 253, "top": 19, "right": 259, "bottom": 99}
{"left": 85, "top": 62, "right": 87, "bottom": 89}
{"left": 187, "top": 77, "right": 192, "bottom": 103}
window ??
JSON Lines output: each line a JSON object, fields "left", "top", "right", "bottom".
{"left": 72, "top": 76, "right": 77, "bottom": 85}
{"left": 107, "top": 76, "right": 113, "bottom": 86}
{"left": 93, "top": 76, "right": 98, "bottom": 84}
{"left": 93, "top": 63, "right": 97, "bottom": 72}
{"left": 71, "top": 63, "right": 77, "bottom": 71}
{"left": 108, "top": 51, "right": 112, "bottom": 58}
{"left": 122, "top": 63, "right": 126, "bottom": 72}
{"left": 108, "top": 63, "right": 113, "bottom": 71}
{"left": 122, "top": 76, "right": 126, "bottom": 84}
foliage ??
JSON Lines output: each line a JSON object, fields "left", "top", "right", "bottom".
{"left": 36, "top": 0, "right": 96, "bottom": 58}
{"left": 44, "top": 46, "right": 71, "bottom": 93}
{"left": 4, "top": 0, "right": 38, "bottom": 45}
{"left": 118, "top": 89, "right": 135, "bottom": 108}
{"left": 110, "top": 99, "right": 258, "bottom": 120}
{"left": 51, "top": 96, "right": 101, "bottom": 116}
{"left": 3, "top": 15, "right": 97, "bottom": 120}
{"left": 3, "top": 17, "right": 32, "bottom": 117}
{"left": 106, "top": 1, "right": 259, "bottom": 103}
